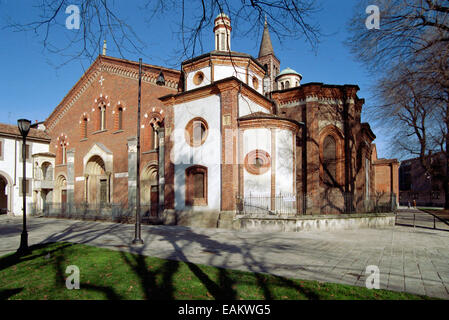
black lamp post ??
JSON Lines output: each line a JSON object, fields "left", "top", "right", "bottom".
{"left": 17, "top": 119, "right": 31, "bottom": 255}
{"left": 132, "top": 64, "right": 165, "bottom": 246}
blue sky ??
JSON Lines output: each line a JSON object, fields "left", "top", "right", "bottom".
{"left": 0, "top": 0, "right": 391, "bottom": 158}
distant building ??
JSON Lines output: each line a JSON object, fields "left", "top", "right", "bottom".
{"left": 371, "top": 144, "right": 399, "bottom": 206}
{"left": 399, "top": 152, "right": 446, "bottom": 207}
{"left": 0, "top": 123, "right": 51, "bottom": 215}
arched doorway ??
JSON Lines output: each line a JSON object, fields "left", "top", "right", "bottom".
{"left": 0, "top": 175, "right": 8, "bottom": 214}
{"left": 141, "top": 164, "right": 158, "bottom": 216}
{"left": 85, "top": 155, "right": 110, "bottom": 205}
{"left": 55, "top": 175, "right": 67, "bottom": 213}
{"left": 0, "top": 171, "right": 13, "bottom": 215}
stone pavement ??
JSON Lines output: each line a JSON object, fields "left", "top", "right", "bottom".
{"left": 396, "top": 207, "right": 449, "bottom": 231}
{"left": 1, "top": 213, "right": 448, "bottom": 299}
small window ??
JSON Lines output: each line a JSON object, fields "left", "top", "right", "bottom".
{"left": 285, "top": 80, "right": 290, "bottom": 89}
{"left": 221, "top": 32, "right": 225, "bottom": 50}
{"left": 118, "top": 107, "right": 123, "bottom": 130}
{"left": 185, "top": 117, "right": 208, "bottom": 147}
{"left": 81, "top": 117, "right": 88, "bottom": 139}
{"left": 252, "top": 76, "right": 259, "bottom": 90}
{"left": 244, "top": 150, "right": 271, "bottom": 175}
{"left": 193, "top": 71, "right": 205, "bottom": 86}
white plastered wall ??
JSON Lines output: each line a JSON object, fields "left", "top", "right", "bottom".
{"left": 214, "top": 65, "right": 246, "bottom": 84}
{"left": 0, "top": 137, "right": 49, "bottom": 215}
{"left": 185, "top": 66, "right": 212, "bottom": 91}
{"left": 243, "top": 128, "right": 271, "bottom": 197}
{"left": 238, "top": 94, "right": 270, "bottom": 117}
{"left": 275, "top": 129, "right": 294, "bottom": 195}
{"left": 247, "top": 69, "right": 263, "bottom": 95}
{"left": 172, "top": 95, "right": 221, "bottom": 211}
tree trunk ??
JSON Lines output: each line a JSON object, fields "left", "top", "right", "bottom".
{"left": 445, "top": 102, "right": 449, "bottom": 209}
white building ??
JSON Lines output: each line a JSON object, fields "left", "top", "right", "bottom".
{"left": 0, "top": 123, "right": 51, "bottom": 216}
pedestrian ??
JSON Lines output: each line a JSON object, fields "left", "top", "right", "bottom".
{"left": 408, "top": 201, "right": 411, "bottom": 209}
{"left": 413, "top": 199, "right": 416, "bottom": 209}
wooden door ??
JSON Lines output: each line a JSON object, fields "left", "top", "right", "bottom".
{"left": 150, "top": 186, "right": 158, "bottom": 216}
{"left": 61, "top": 190, "right": 67, "bottom": 213}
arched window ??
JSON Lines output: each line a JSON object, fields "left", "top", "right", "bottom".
{"left": 100, "top": 105, "right": 106, "bottom": 130}
{"left": 152, "top": 124, "right": 159, "bottom": 149}
{"left": 323, "top": 135, "right": 337, "bottom": 185}
{"left": 57, "top": 138, "right": 68, "bottom": 165}
{"left": 263, "top": 64, "right": 268, "bottom": 75}
{"left": 185, "top": 165, "right": 207, "bottom": 206}
{"left": 62, "top": 144, "right": 67, "bottom": 165}
{"left": 42, "top": 162, "right": 53, "bottom": 181}
{"left": 117, "top": 107, "right": 123, "bottom": 130}
{"left": 285, "top": 80, "right": 290, "bottom": 89}
{"left": 281, "top": 82, "right": 285, "bottom": 90}
{"left": 185, "top": 118, "right": 208, "bottom": 147}
{"left": 96, "top": 103, "right": 106, "bottom": 131}
{"left": 221, "top": 33, "right": 225, "bottom": 50}
{"left": 81, "top": 116, "right": 88, "bottom": 138}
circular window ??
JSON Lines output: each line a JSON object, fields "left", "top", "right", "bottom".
{"left": 244, "top": 150, "right": 271, "bottom": 175}
{"left": 193, "top": 71, "right": 205, "bottom": 85}
{"left": 252, "top": 76, "right": 259, "bottom": 90}
{"left": 185, "top": 117, "right": 209, "bottom": 147}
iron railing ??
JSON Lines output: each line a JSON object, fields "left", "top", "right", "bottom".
{"left": 236, "top": 192, "right": 397, "bottom": 216}
{"left": 31, "top": 202, "right": 159, "bottom": 223}
{"left": 236, "top": 193, "right": 297, "bottom": 216}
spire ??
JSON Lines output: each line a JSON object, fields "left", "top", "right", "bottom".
{"left": 258, "top": 18, "right": 274, "bottom": 58}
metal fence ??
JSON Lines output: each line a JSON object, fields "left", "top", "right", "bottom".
{"left": 236, "top": 193, "right": 297, "bottom": 216}
{"left": 31, "top": 202, "right": 158, "bottom": 223}
{"left": 320, "top": 192, "right": 397, "bottom": 214}
{"left": 236, "top": 192, "right": 397, "bottom": 217}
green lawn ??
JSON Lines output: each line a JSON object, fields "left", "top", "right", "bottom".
{"left": 0, "top": 242, "right": 430, "bottom": 300}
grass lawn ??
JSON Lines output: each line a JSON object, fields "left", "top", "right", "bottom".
{"left": 0, "top": 242, "right": 431, "bottom": 300}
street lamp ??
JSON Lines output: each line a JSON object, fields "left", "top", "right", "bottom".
{"left": 17, "top": 118, "right": 31, "bottom": 255}
{"left": 132, "top": 64, "right": 165, "bottom": 246}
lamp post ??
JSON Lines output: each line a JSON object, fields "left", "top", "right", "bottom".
{"left": 17, "top": 119, "right": 31, "bottom": 255}
{"left": 132, "top": 64, "right": 165, "bottom": 245}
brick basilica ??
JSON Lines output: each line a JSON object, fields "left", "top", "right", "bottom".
{"left": 26, "top": 13, "right": 398, "bottom": 227}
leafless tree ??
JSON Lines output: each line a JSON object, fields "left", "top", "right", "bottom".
{"left": 347, "top": 0, "right": 449, "bottom": 208}
{"left": 4, "top": 0, "right": 321, "bottom": 68}
{"left": 347, "top": 0, "right": 449, "bottom": 71}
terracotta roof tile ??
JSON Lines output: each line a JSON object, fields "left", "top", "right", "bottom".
{"left": 0, "top": 122, "right": 50, "bottom": 141}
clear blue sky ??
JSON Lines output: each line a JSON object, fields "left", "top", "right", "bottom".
{"left": 0, "top": 0, "right": 391, "bottom": 158}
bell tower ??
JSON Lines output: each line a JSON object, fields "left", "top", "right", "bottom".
{"left": 257, "top": 18, "right": 280, "bottom": 93}
{"left": 214, "top": 13, "right": 232, "bottom": 51}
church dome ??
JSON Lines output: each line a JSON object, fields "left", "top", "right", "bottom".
{"left": 276, "top": 67, "right": 302, "bottom": 90}
{"left": 277, "top": 67, "right": 302, "bottom": 78}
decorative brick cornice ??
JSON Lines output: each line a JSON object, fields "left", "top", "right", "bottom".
{"left": 277, "top": 96, "right": 357, "bottom": 108}
{"left": 46, "top": 55, "right": 181, "bottom": 132}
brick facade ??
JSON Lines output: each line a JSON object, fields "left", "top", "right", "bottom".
{"left": 39, "top": 17, "right": 398, "bottom": 223}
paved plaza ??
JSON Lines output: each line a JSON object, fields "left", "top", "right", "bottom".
{"left": 1, "top": 211, "right": 448, "bottom": 299}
